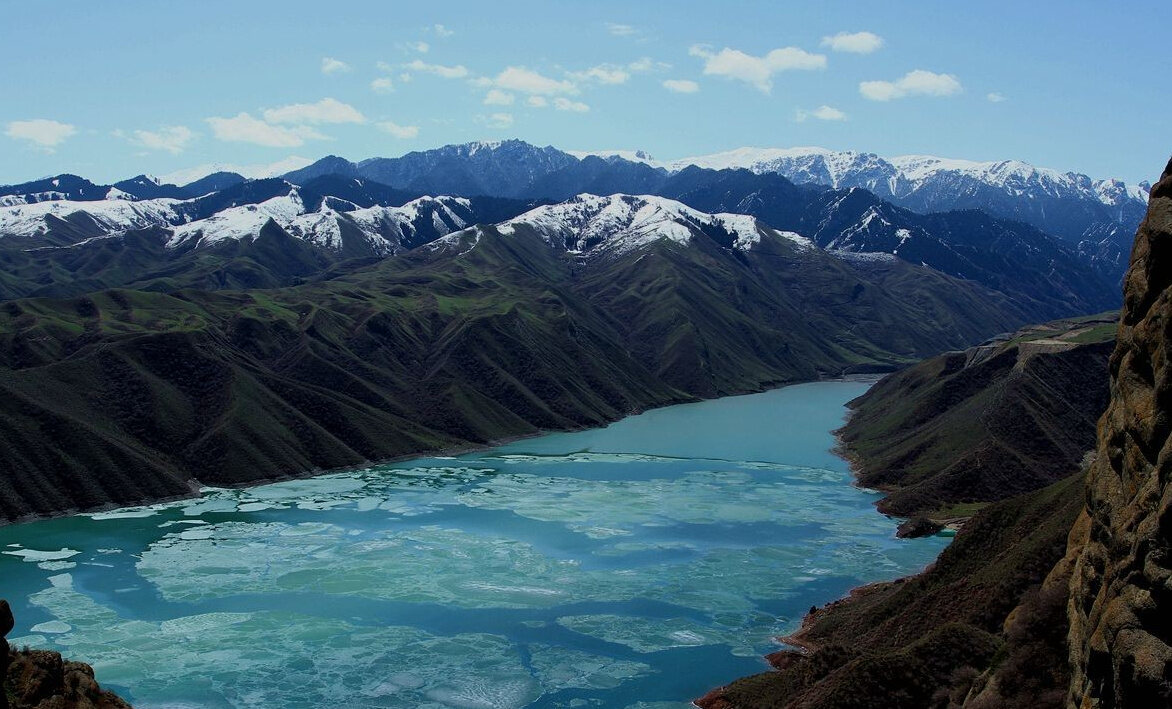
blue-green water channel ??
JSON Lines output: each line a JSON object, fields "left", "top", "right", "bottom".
{"left": 0, "top": 380, "right": 949, "bottom": 708}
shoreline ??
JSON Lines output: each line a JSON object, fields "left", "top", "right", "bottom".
{"left": 0, "top": 371, "right": 890, "bottom": 529}
{"left": 6, "top": 368, "right": 935, "bottom": 709}
{"left": 695, "top": 375, "right": 961, "bottom": 706}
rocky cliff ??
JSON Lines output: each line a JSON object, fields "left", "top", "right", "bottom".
{"left": 2, "top": 600, "right": 130, "bottom": 709}
{"left": 1065, "top": 158, "right": 1172, "bottom": 707}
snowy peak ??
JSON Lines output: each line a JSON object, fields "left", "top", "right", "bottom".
{"left": 0, "top": 197, "right": 183, "bottom": 239}
{"left": 501, "top": 193, "right": 810, "bottom": 256}
{"left": 169, "top": 191, "right": 472, "bottom": 253}
{"left": 0, "top": 178, "right": 475, "bottom": 258}
{"left": 668, "top": 146, "right": 1148, "bottom": 211}
{"left": 169, "top": 190, "right": 307, "bottom": 248}
{"left": 568, "top": 149, "right": 659, "bottom": 165}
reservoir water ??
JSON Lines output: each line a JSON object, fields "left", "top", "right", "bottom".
{"left": 0, "top": 380, "right": 950, "bottom": 708}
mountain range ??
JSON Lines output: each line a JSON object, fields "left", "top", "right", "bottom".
{"left": 0, "top": 139, "right": 1134, "bottom": 520}
{"left": 283, "top": 140, "right": 1150, "bottom": 281}
{"left": 2, "top": 139, "right": 1146, "bottom": 285}
{"left": 0, "top": 141, "right": 1122, "bottom": 316}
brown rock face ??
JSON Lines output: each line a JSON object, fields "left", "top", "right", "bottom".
{"left": 1066, "top": 158, "right": 1172, "bottom": 708}
{"left": 1, "top": 599, "right": 131, "bottom": 709}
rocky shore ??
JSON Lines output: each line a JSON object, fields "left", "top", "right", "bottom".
{"left": 2, "top": 599, "right": 130, "bottom": 709}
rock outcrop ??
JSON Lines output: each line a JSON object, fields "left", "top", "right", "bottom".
{"left": 1, "top": 599, "right": 131, "bottom": 709}
{"left": 1065, "top": 159, "right": 1172, "bottom": 707}
{"left": 2, "top": 600, "right": 12, "bottom": 709}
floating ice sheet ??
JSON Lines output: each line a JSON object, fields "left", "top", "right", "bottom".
{"left": 2, "top": 547, "right": 81, "bottom": 562}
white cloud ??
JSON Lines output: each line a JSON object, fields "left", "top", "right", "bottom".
{"left": 493, "top": 66, "right": 577, "bottom": 95}
{"left": 987, "top": 92, "right": 1007, "bottom": 103}
{"left": 408, "top": 41, "right": 430, "bottom": 53}
{"left": 606, "top": 23, "right": 637, "bottom": 37}
{"left": 157, "top": 156, "right": 313, "bottom": 185}
{"left": 485, "top": 112, "right": 514, "bottom": 129}
{"left": 629, "top": 57, "right": 671, "bottom": 73}
{"left": 795, "top": 105, "right": 847, "bottom": 122}
{"left": 262, "top": 98, "right": 366, "bottom": 125}
{"left": 5, "top": 118, "right": 77, "bottom": 150}
{"left": 376, "top": 121, "right": 419, "bottom": 139}
{"left": 859, "top": 70, "right": 962, "bottom": 101}
{"left": 405, "top": 59, "right": 469, "bottom": 79}
{"left": 371, "top": 77, "right": 394, "bottom": 93}
{"left": 553, "top": 98, "right": 590, "bottom": 112}
{"left": 820, "top": 31, "right": 884, "bottom": 54}
{"left": 690, "top": 45, "right": 826, "bottom": 93}
{"left": 321, "top": 57, "right": 351, "bottom": 75}
{"left": 663, "top": 79, "right": 700, "bottom": 93}
{"left": 206, "top": 113, "right": 328, "bottom": 147}
{"left": 433, "top": 24, "right": 453, "bottom": 38}
{"left": 570, "top": 64, "right": 630, "bottom": 84}
{"left": 484, "top": 89, "right": 515, "bottom": 106}
{"left": 526, "top": 96, "right": 549, "bottom": 108}
{"left": 129, "top": 125, "right": 196, "bottom": 154}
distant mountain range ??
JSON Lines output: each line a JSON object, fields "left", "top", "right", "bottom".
{"left": 274, "top": 139, "right": 1149, "bottom": 281}
{"left": 3, "top": 140, "right": 1146, "bottom": 287}
{"left": 0, "top": 142, "right": 1121, "bottom": 317}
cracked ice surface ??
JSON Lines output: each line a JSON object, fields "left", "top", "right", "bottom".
{"left": 22, "top": 573, "right": 654, "bottom": 709}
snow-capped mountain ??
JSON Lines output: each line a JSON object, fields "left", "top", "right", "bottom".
{"left": 0, "top": 142, "right": 1127, "bottom": 312}
{"left": 0, "top": 197, "right": 185, "bottom": 240}
{"left": 663, "top": 146, "right": 1150, "bottom": 251}
{"left": 497, "top": 193, "right": 810, "bottom": 256}
{"left": 0, "top": 174, "right": 111, "bottom": 205}
{"left": 264, "top": 140, "right": 1145, "bottom": 280}
{"left": 666, "top": 146, "right": 1149, "bottom": 208}
{"left": 0, "top": 182, "right": 475, "bottom": 258}
{"left": 169, "top": 190, "right": 473, "bottom": 255}
{"left": 356, "top": 140, "right": 581, "bottom": 199}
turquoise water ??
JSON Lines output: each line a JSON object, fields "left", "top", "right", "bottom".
{"left": 0, "top": 381, "right": 949, "bottom": 709}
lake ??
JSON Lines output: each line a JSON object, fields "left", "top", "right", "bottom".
{"left": 0, "top": 380, "right": 950, "bottom": 708}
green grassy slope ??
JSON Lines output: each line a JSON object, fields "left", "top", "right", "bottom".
{"left": 838, "top": 314, "right": 1115, "bottom": 517}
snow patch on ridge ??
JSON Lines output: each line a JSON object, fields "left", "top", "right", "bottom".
{"left": 663, "top": 147, "right": 1149, "bottom": 208}
{"left": 503, "top": 193, "right": 812, "bottom": 256}
{"left": 168, "top": 191, "right": 306, "bottom": 248}
{"left": 0, "top": 198, "right": 182, "bottom": 239}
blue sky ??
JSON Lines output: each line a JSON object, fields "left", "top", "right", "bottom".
{"left": 2, "top": 1, "right": 1169, "bottom": 185}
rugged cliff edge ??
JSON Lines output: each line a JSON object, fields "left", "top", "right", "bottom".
{"left": 1064, "top": 159, "right": 1172, "bottom": 707}
{"left": 2, "top": 600, "right": 130, "bottom": 709}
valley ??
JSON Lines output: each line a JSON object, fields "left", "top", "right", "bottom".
{"left": 0, "top": 139, "right": 1164, "bottom": 709}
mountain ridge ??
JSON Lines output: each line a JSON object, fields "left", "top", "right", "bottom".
{"left": 0, "top": 195, "right": 1037, "bottom": 522}
{"left": 0, "top": 166, "right": 1121, "bottom": 320}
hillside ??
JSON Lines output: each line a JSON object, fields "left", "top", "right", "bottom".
{"left": 840, "top": 313, "right": 1115, "bottom": 519}
{"left": 700, "top": 475, "right": 1084, "bottom": 709}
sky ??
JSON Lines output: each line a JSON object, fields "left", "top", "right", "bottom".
{"left": 2, "top": 0, "right": 1169, "bottom": 186}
